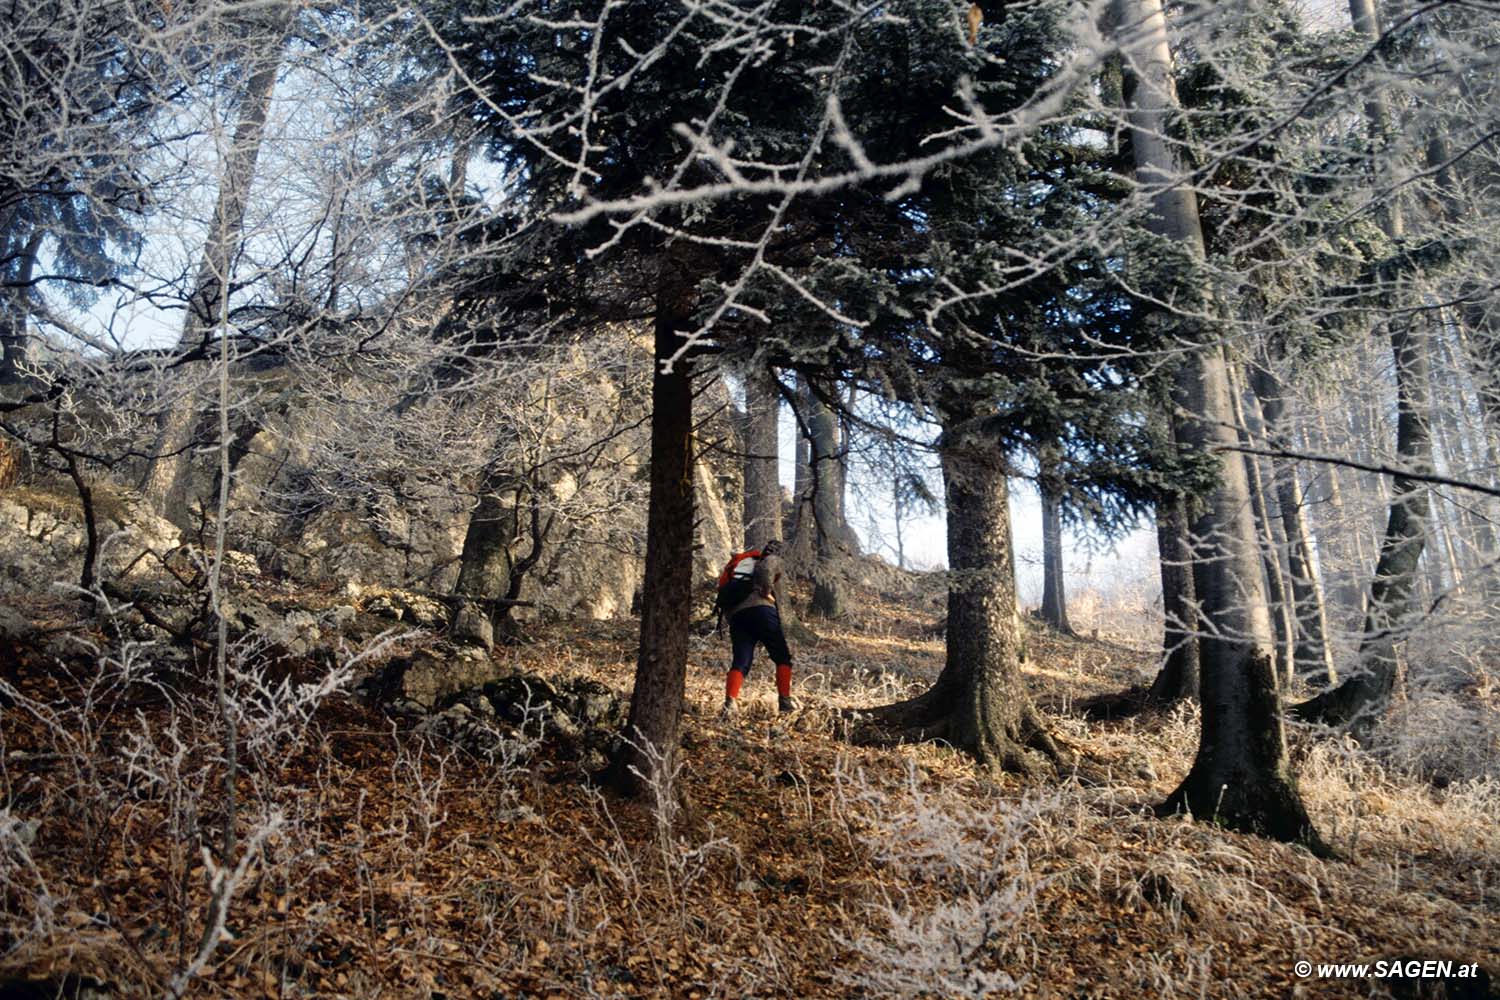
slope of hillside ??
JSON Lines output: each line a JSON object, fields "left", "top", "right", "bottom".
{"left": 2, "top": 571, "right": 1498, "bottom": 999}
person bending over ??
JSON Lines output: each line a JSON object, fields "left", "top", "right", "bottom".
{"left": 719, "top": 539, "right": 797, "bottom": 719}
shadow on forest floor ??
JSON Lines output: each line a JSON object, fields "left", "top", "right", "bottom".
{"left": 2, "top": 571, "right": 1498, "bottom": 998}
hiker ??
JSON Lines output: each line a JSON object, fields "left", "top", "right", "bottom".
{"left": 716, "top": 539, "right": 797, "bottom": 718}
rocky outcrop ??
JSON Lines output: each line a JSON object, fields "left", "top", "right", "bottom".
{"left": 395, "top": 670, "right": 624, "bottom": 771}
{"left": 0, "top": 485, "right": 181, "bottom": 594}
{"left": 382, "top": 644, "right": 499, "bottom": 709}
{"left": 0, "top": 360, "right": 749, "bottom": 625}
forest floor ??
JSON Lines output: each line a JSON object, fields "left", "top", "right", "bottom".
{"left": 3, "top": 575, "right": 1500, "bottom": 999}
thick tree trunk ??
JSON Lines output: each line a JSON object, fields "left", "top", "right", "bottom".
{"left": 1149, "top": 495, "right": 1200, "bottom": 702}
{"left": 1038, "top": 452, "right": 1073, "bottom": 635}
{"left": 608, "top": 276, "right": 696, "bottom": 797}
{"left": 1248, "top": 366, "right": 1337, "bottom": 687}
{"left": 1114, "top": 0, "right": 1320, "bottom": 846}
{"left": 1162, "top": 339, "right": 1318, "bottom": 843}
{"left": 741, "top": 362, "right": 781, "bottom": 549}
{"left": 451, "top": 469, "right": 516, "bottom": 650}
{"left": 853, "top": 429, "right": 1059, "bottom": 775}
{"left": 140, "top": 32, "right": 285, "bottom": 519}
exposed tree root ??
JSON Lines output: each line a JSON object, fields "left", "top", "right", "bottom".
{"left": 844, "top": 696, "right": 1069, "bottom": 781}
{"left": 1290, "top": 665, "right": 1393, "bottom": 736}
{"left": 1157, "top": 774, "right": 1336, "bottom": 859}
{"left": 1073, "top": 684, "right": 1159, "bottom": 721}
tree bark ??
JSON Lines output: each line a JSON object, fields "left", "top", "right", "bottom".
{"left": 1149, "top": 494, "right": 1200, "bottom": 702}
{"left": 1293, "top": 0, "right": 1433, "bottom": 734}
{"left": 1431, "top": 326, "right": 1498, "bottom": 584}
{"left": 451, "top": 469, "right": 516, "bottom": 650}
{"left": 1114, "top": 0, "right": 1320, "bottom": 846}
{"left": 808, "top": 381, "right": 846, "bottom": 618}
{"left": 608, "top": 274, "right": 696, "bottom": 797}
{"left": 1308, "top": 402, "right": 1368, "bottom": 626}
{"left": 741, "top": 362, "right": 781, "bottom": 549}
{"left": 0, "top": 230, "right": 42, "bottom": 388}
{"left": 788, "top": 376, "right": 815, "bottom": 571}
{"left": 1230, "top": 369, "right": 1295, "bottom": 686}
{"left": 892, "top": 473, "right": 908, "bottom": 570}
{"left": 140, "top": 29, "right": 286, "bottom": 520}
{"left": 1248, "top": 365, "right": 1337, "bottom": 687}
{"left": 1294, "top": 318, "right": 1432, "bottom": 730}
{"left": 1038, "top": 450, "right": 1074, "bottom": 635}
{"left": 853, "top": 427, "right": 1060, "bottom": 775}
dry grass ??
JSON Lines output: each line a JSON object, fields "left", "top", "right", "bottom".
{"left": 2, "top": 579, "right": 1499, "bottom": 998}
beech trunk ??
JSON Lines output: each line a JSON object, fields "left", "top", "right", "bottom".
{"left": 741, "top": 362, "right": 781, "bottom": 549}
{"left": 1231, "top": 374, "right": 1296, "bottom": 686}
{"left": 1293, "top": 0, "right": 1432, "bottom": 734}
{"left": 1114, "top": 0, "right": 1320, "bottom": 846}
{"left": 140, "top": 30, "right": 286, "bottom": 519}
{"left": 808, "top": 382, "right": 846, "bottom": 618}
{"left": 1249, "top": 365, "right": 1337, "bottom": 687}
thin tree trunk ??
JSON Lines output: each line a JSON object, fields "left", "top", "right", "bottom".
{"left": 1456, "top": 285, "right": 1500, "bottom": 439}
{"left": 1295, "top": 332, "right": 1432, "bottom": 731}
{"left": 1038, "top": 450, "right": 1074, "bottom": 635}
{"left": 1114, "top": 0, "right": 1320, "bottom": 847}
{"left": 1424, "top": 120, "right": 1500, "bottom": 443}
{"left": 1149, "top": 494, "right": 1200, "bottom": 702}
{"left": 608, "top": 273, "right": 696, "bottom": 797}
{"left": 835, "top": 384, "right": 856, "bottom": 538}
{"left": 0, "top": 230, "right": 42, "bottom": 387}
{"left": 1348, "top": 374, "right": 1390, "bottom": 551}
{"left": 1249, "top": 365, "right": 1337, "bottom": 687}
{"left": 1311, "top": 402, "right": 1368, "bottom": 624}
{"left": 789, "top": 376, "right": 815, "bottom": 570}
{"left": 1294, "top": 0, "right": 1433, "bottom": 734}
{"left": 0, "top": 220, "right": 23, "bottom": 477}
{"left": 1420, "top": 344, "right": 1458, "bottom": 600}
{"left": 1434, "top": 322, "right": 1494, "bottom": 569}
{"left": 140, "top": 30, "right": 286, "bottom": 519}
{"left": 892, "top": 476, "right": 907, "bottom": 571}
{"left": 1433, "top": 324, "right": 1498, "bottom": 581}
{"left": 1231, "top": 368, "right": 1295, "bottom": 686}
{"left": 741, "top": 362, "right": 781, "bottom": 549}
{"left": 853, "top": 425, "right": 1060, "bottom": 775}
{"left": 808, "top": 381, "right": 845, "bottom": 617}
